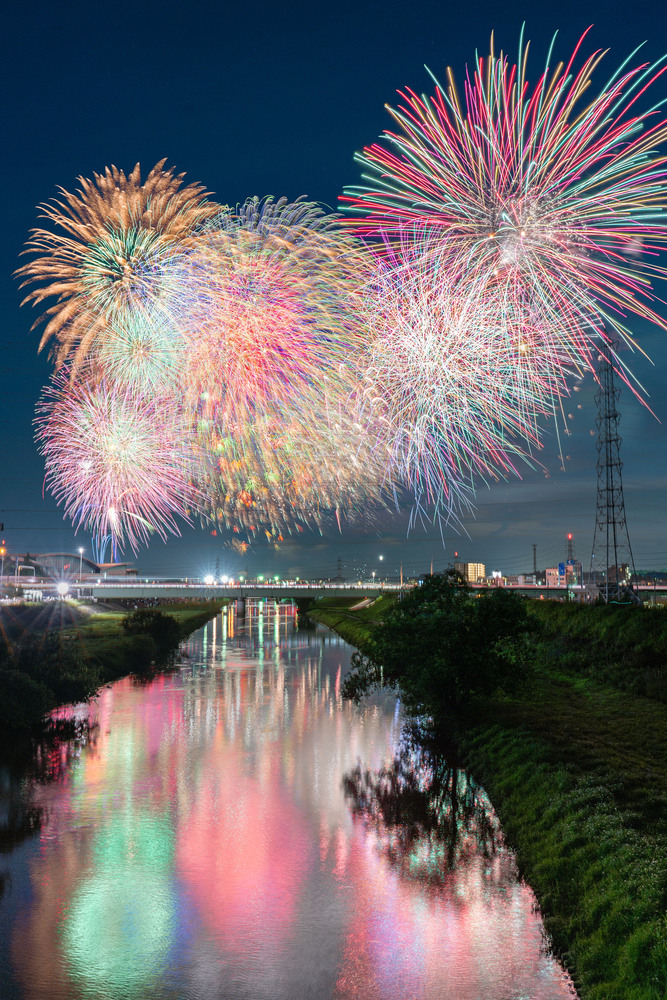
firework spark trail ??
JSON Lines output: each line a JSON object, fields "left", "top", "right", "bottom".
{"left": 342, "top": 30, "right": 667, "bottom": 376}
{"left": 356, "top": 237, "right": 572, "bottom": 518}
{"left": 36, "top": 371, "right": 202, "bottom": 553}
{"left": 26, "top": 39, "right": 666, "bottom": 560}
{"left": 18, "top": 160, "right": 218, "bottom": 368}
{"left": 158, "top": 197, "right": 391, "bottom": 532}
{"left": 95, "top": 302, "right": 183, "bottom": 397}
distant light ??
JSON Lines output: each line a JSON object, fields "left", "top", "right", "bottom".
{"left": 56, "top": 581, "right": 69, "bottom": 596}
{"left": 204, "top": 575, "right": 215, "bottom": 585}
{"left": 221, "top": 575, "right": 228, "bottom": 584}
{"left": 258, "top": 575, "right": 265, "bottom": 582}
{"left": 78, "top": 547, "right": 84, "bottom": 555}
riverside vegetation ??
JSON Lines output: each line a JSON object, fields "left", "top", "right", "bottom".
{"left": 0, "top": 599, "right": 225, "bottom": 737}
{"left": 309, "top": 577, "right": 667, "bottom": 1000}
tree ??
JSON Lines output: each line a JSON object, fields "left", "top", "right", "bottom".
{"left": 342, "top": 572, "right": 534, "bottom": 714}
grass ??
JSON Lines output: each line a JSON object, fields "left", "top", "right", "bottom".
{"left": 0, "top": 599, "right": 225, "bottom": 736}
{"left": 527, "top": 600, "right": 667, "bottom": 702}
{"left": 309, "top": 596, "right": 667, "bottom": 1000}
{"left": 307, "top": 594, "right": 397, "bottom": 651}
{"left": 459, "top": 675, "right": 667, "bottom": 1000}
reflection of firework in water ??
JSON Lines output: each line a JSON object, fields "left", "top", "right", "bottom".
{"left": 343, "top": 31, "right": 667, "bottom": 367}
{"left": 18, "top": 160, "right": 217, "bottom": 366}
{"left": 36, "top": 372, "right": 201, "bottom": 552}
{"left": 162, "top": 197, "right": 389, "bottom": 530}
{"left": 358, "top": 242, "right": 570, "bottom": 517}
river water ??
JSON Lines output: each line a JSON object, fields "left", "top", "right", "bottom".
{"left": 0, "top": 602, "right": 576, "bottom": 1000}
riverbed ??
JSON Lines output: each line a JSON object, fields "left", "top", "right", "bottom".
{"left": 0, "top": 602, "right": 577, "bottom": 999}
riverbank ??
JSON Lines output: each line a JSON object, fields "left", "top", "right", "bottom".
{"left": 308, "top": 595, "right": 667, "bottom": 1000}
{"left": 0, "top": 598, "right": 225, "bottom": 738}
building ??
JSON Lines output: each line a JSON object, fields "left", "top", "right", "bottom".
{"left": 454, "top": 562, "right": 486, "bottom": 584}
{"left": 546, "top": 566, "right": 565, "bottom": 588}
{"left": 545, "top": 562, "right": 582, "bottom": 589}
{"left": 1, "top": 552, "right": 137, "bottom": 580}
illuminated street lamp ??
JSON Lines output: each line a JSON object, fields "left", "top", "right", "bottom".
{"left": 78, "top": 547, "right": 84, "bottom": 583}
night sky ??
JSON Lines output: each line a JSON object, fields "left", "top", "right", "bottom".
{"left": 2, "top": 0, "right": 667, "bottom": 581}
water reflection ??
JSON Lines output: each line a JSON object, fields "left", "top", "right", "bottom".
{"left": 343, "top": 746, "right": 502, "bottom": 884}
{"left": 0, "top": 603, "right": 576, "bottom": 1000}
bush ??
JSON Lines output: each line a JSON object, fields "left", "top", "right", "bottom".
{"left": 121, "top": 609, "right": 181, "bottom": 658}
{"left": 0, "top": 669, "right": 50, "bottom": 731}
{"left": 11, "top": 633, "right": 101, "bottom": 707}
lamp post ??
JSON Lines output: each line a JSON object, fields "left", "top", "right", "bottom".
{"left": 78, "top": 547, "right": 84, "bottom": 583}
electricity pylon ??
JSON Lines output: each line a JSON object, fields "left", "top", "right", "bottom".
{"left": 590, "top": 337, "right": 641, "bottom": 604}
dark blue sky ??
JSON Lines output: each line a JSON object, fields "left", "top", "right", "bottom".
{"left": 2, "top": 0, "right": 667, "bottom": 580}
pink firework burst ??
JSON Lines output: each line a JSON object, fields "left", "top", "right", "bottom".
{"left": 36, "top": 371, "right": 201, "bottom": 553}
{"left": 343, "top": 30, "right": 667, "bottom": 371}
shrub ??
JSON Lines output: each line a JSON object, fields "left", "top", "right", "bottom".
{"left": 121, "top": 609, "right": 181, "bottom": 658}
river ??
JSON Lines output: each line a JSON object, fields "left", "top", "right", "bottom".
{"left": 0, "top": 601, "right": 577, "bottom": 999}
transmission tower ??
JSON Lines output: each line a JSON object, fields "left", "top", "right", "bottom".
{"left": 590, "top": 337, "right": 640, "bottom": 603}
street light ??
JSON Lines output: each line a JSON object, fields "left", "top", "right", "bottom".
{"left": 78, "top": 547, "right": 84, "bottom": 583}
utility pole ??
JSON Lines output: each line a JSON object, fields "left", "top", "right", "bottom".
{"left": 590, "top": 337, "right": 640, "bottom": 604}
{"left": 532, "top": 544, "right": 537, "bottom": 578}
{"left": 565, "top": 533, "right": 576, "bottom": 600}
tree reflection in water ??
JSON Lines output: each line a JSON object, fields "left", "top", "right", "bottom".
{"left": 1, "top": 717, "right": 96, "bottom": 899}
{"left": 343, "top": 741, "right": 505, "bottom": 889}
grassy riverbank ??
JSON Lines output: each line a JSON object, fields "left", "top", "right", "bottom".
{"left": 0, "top": 599, "right": 225, "bottom": 737}
{"left": 309, "top": 594, "right": 667, "bottom": 1000}
{"left": 305, "top": 594, "right": 396, "bottom": 651}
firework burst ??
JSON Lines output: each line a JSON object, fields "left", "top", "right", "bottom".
{"left": 343, "top": 30, "right": 667, "bottom": 366}
{"left": 357, "top": 240, "right": 570, "bottom": 517}
{"left": 95, "top": 303, "right": 182, "bottom": 397}
{"left": 18, "top": 160, "right": 218, "bottom": 366}
{"left": 36, "top": 371, "right": 201, "bottom": 553}
{"left": 167, "top": 197, "right": 369, "bottom": 422}
{"left": 160, "top": 197, "right": 390, "bottom": 530}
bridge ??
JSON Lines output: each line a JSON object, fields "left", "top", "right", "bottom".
{"left": 10, "top": 578, "right": 667, "bottom": 603}
{"left": 48, "top": 580, "right": 403, "bottom": 601}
